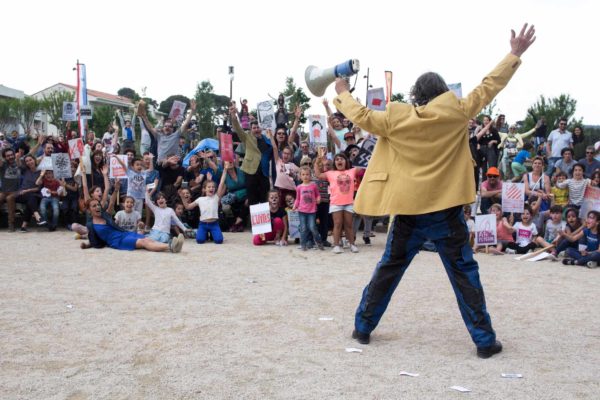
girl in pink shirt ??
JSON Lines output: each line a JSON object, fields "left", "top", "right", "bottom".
{"left": 314, "top": 148, "right": 358, "bottom": 254}
{"left": 293, "top": 166, "right": 324, "bottom": 251}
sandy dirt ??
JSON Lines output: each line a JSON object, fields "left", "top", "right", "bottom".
{"left": 1, "top": 230, "right": 599, "bottom": 399}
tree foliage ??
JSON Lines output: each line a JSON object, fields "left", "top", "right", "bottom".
{"left": 89, "top": 105, "right": 115, "bottom": 134}
{"left": 11, "top": 97, "right": 42, "bottom": 135}
{"left": 280, "top": 77, "right": 310, "bottom": 125}
{"left": 159, "top": 95, "right": 190, "bottom": 115}
{"left": 117, "top": 87, "right": 140, "bottom": 102}
{"left": 521, "top": 94, "right": 582, "bottom": 132}
{"left": 193, "top": 81, "right": 230, "bottom": 139}
{"left": 40, "top": 91, "right": 75, "bottom": 133}
{"left": 390, "top": 92, "right": 407, "bottom": 103}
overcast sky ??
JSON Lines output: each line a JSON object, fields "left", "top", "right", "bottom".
{"left": 3, "top": 0, "right": 599, "bottom": 125}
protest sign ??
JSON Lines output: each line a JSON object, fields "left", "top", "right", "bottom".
{"left": 367, "top": 88, "right": 386, "bottom": 111}
{"left": 257, "top": 100, "right": 276, "bottom": 132}
{"left": 448, "top": 83, "right": 463, "bottom": 98}
{"left": 287, "top": 210, "right": 300, "bottom": 239}
{"left": 250, "top": 202, "right": 272, "bottom": 235}
{"left": 51, "top": 153, "right": 72, "bottom": 179}
{"left": 80, "top": 105, "right": 92, "bottom": 120}
{"left": 475, "top": 214, "right": 497, "bottom": 246}
{"left": 109, "top": 155, "right": 128, "bottom": 179}
{"left": 37, "top": 155, "right": 53, "bottom": 171}
{"left": 68, "top": 138, "right": 84, "bottom": 159}
{"left": 169, "top": 100, "right": 187, "bottom": 122}
{"left": 579, "top": 186, "right": 600, "bottom": 218}
{"left": 353, "top": 135, "right": 377, "bottom": 168}
{"left": 62, "top": 102, "right": 77, "bottom": 121}
{"left": 502, "top": 182, "right": 525, "bottom": 213}
{"left": 308, "top": 115, "right": 328, "bottom": 147}
{"left": 220, "top": 133, "right": 234, "bottom": 163}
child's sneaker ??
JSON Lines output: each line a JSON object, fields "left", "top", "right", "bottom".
{"left": 505, "top": 248, "right": 516, "bottom": 255}
{"left": 586, "top": 261, "right": 598, "bottom": 269}
{"left": 350, "top": 244, "right": 359, "bottom": 253}
{"left": 562, "top": 258, "right": 576, "bottom": 265}
{"left": 332, "top": 245, "right": 343, "bottom": 254}
{"left": 363, "top": 236, "right": 371, "bottom": 246}
{"left": 342, "top": 238, "right": 350, "bottom": 249}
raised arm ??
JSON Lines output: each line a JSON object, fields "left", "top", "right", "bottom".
{"left": 266, "top": 129, "right": 280, "bottom": 163}
{"left": 140, "top": 113, "right": 158, "bottom": 137}
{"left": 328, "top": 126, "right": 341, "bottom": 149}
{"left": 217, "top": 165, "right": 228, "bottom": 198}
{"left": 229, "top": 103, "right": 247, "bottom": 142}
{"left": 80, "top": 157, "right": 90, "bottom": 202}
{"left": 475, "top": 119, "right": 493, "bottom": 141}
{"left": 180, "top": 100, "right": 196, "bottom": 134}
{"left": 107, "top": 179, "right": 120, "bottom": 214}
{"left": 288, "top": 105, "right": 302, "bottom": 145}
{"left": 101, "top": 165, "right": 110, "bottom": 208}
{"left": 313, "top": 147, "right": 328, "bottom": 180}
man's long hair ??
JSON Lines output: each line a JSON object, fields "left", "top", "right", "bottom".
{"left": 410, "top": 72, "right": 449, "bottom": 106}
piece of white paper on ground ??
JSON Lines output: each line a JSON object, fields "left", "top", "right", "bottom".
{"left": 450, "top": 386, "right": 471, "bottom": 392}
{"left": 399, "top": 371, "right": 419, "bottom": 377}
{"left": 318, "top": 317, "right": 333, "bottom": 321}
{"left": 345, "top": 348, "right": 363, "bottom": 353}
{"left": 66, "top": 304, "right": 74, "bottom": 309}
{"left": 245, "top": 279, "right": 256, "bottom": 283}
{"left": 526, "top": 252, "right": 555, "bottom": 262}
{"left": 501, "top": 373, "right": 523, "bottom": 378}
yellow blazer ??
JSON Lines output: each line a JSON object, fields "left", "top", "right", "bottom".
{"left": 333, "top": 53, "right": 522, "bottom": 216}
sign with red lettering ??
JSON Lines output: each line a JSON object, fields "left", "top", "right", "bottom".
{"left": 109, "top": 155, "right": 128, "bottom": 179}
{"left": 250, "top": 202, "right": 272, "bottom": 235}
{"left": 68, "top": 138, "right": 84, "bottom": 159}
{"left": 220, "top": 133, "right": 234, "bottom": 163}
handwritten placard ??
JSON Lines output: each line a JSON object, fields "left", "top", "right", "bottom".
{"left": 250, "top": 202, "right": 272, "bottom": 235}
{"left": 475, "top": 214, "right": 497, "bottom": 246}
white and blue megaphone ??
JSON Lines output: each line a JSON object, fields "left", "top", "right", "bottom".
{"left": 305, "top": 59, "right": 360, "bottom": 97}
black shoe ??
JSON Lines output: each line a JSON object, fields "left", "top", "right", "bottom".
{"left": 19, "top": 227, "right": 28, "bottom": 233}
{"left": 363, "top": 236, "right": 371, "bottom": 245}
{"left": 322, "top": 240, "right": 332, "bottom": 248}
{"left": 352, "top": 329, "right": 370, "bottom": 345}
{"left": 477, "top": 340, "right": 503, "bottom": 359}
{"left": 37, "top": 219, "right": 47, "bottom": 226}
{"left": 562, "top": 258, "right": 576, "bottom": 265}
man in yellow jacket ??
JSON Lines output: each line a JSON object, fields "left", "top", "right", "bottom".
{"left": 334, "top": 24, "right": 536, "bottom": 358}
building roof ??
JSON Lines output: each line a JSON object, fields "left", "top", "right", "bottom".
{"left": 0, "top": 84, "right": 25, "bottom": 99}
{"left": 31, "top": 83, "right": 134, "bottom": 108}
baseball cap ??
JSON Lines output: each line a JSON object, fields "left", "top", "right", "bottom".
{"left": 486, "top": 167, "right": 500, "bottom": 176}
{"left": 344, "top": 132, "right": 355, "bottom": 140}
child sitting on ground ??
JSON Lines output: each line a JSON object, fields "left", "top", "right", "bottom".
{"left": 145, "top": 188, "right": 188, "bottom": 243}
{"left": 505, "top": 204, "right": 540, "bottom": 254}
{"left": 551, "top": 208, "right": 582, "bottom": 257}
{"left": 179, "top": 177, "right": 225, "bottom": 244}
{"left": 114, "top": 196, "right": 144, "bottom": 233}
{"left": 561, "top": 210, "right": 600, "bottom": 268}
{"left": 474, "top": 203, "right": 514, "bottom": 255}
{"left": 253, "top": 190, "right": 288, "bottom": 246}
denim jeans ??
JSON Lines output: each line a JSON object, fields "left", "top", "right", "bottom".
{"left": 40, "top": 197, "right": 60, "bottom": 228}
{"left": 354, "top": 206, "right": 496, "bottom": 348}
{"left": 299, "top": 212, "right": 321, "bottom": 247}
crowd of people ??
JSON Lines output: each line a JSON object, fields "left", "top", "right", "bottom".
{"left": 0, "top": 97, "right": 381, "bottom": 254}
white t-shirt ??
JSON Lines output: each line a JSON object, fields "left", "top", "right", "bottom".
{"left": 194, "top": 195, "right": 219, "bottom": 222}
{"left": 548, "top": 129, "right": 573, "bottom": 158}
{"left": 114, "top": 210, "right": 141, "bottom": 232}
{"left": 513, "top": 221, "right": 538, "bottom": 247}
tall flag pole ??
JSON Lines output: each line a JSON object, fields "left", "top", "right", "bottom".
{"left": 76, "top": 61, "right": 88, "bottom": 138}
{"left": 385, "top": 71, "right": 393, "bottom": 104}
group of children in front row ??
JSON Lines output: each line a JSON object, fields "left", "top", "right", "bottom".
{"left": 465, "top": 201, "right": 599, "bottom": 268}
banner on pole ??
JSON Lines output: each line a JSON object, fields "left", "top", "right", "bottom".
{"left": 475, "top": 214, "right": 497, "bottom": 246}
{"left": 250, "top": 202, "right": 272, "bottom": 235}
{"left": 502, "top": 183, "right": 525, "bottom": 213}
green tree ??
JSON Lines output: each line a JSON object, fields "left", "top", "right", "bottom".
{"left": 40, "top": 91, "right": 75, "bottom": 133}
{"left": 117, "top": 87, "right": 140, "bottom": 102}
{"left": 0, "top": 98, "right": 15, "bottom": 133}
{"left": 11, "top": 97, "right": 42, "bottom": 135}
{"left": 193, "top": 81, "right": 231, "bottom": 139}
{"left": 89, "top": 105, "right": 115, "bottom": 134}
{"left": 390, "top": 92, "right": 407, "bottom": 103}
{"left": 158, "top": 95, "right": 190, "bottom": 115}
{"left": 280, "top": 77, "right": 310, "bottom": 125}
{"left": 522, "top": 94, "right": 582, "bottom": 132}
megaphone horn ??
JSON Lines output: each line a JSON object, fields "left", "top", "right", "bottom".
{"left": 305, "top": 59, "right": 360, "bottom": 97}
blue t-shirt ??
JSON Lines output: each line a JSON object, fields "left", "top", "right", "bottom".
{"left": 514, "top": 149, "right": 529, "bottom": 165}
{"left": 581, "top": 228, "right": 599, "bottom": 252}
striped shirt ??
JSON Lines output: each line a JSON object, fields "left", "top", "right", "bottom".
{"left": 556, "top": 178, "right": 590, "bottom": 206}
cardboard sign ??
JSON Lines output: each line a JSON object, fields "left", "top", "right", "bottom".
{"left": 353, "top": 135, "right": 377, "bottom": 168}
{"left": 308, "top": 115, "right": 328, "bottom": 146}
{"left": 448, "top": 82, "right": 463, "bottom": 98}
{"left": 257, "top": 100, "right": 276, "bottom": 133}
{"left": 109, "top": 155, "right": 128, "bottom": 179}
{"left": 579, "top": 186, "right": 600, "bottom": 218}
{"left": 502, "top": 182, "right": 525, "bottom": 213}
{"left": 80, "top": 105, "right": 92, "bottom": 120}
{"left": 62, "top": 102, "right": 77, "bottom": 121}
{"left": 168, "top": 100, "right": 187, "bottom": 122}
{"left": 475, "top": 214, "right": 497, "bottom": 246}
{"left": 51, "top": 153, "right": 72, "bottom": 179}
{"left": 287, "top": 210, "right": 300, "bottom": 239}
{"left": 220, "top": 133, "right": 234, "bottom": 163}
{"left": 367, "top": 87, "right": 386, "bottom": 111}
{"left": 68, "top": 138, "right": 84, "bottom": 159}
{"left": 37, "top": 156, "right": 53, "bottom": 171}
{"left": 250, "top": 202, "right": 272, "bottom": 235}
